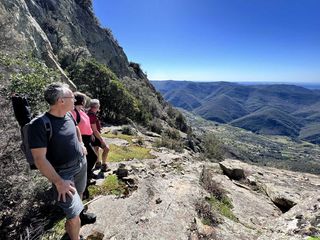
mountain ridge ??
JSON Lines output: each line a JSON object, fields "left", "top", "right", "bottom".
{"left": 152, "top": 80, "right": 320, "bottom": 142}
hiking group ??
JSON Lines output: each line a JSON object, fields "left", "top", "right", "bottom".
{"left": 13, "top": 82, "right": 110, "bottom": 240}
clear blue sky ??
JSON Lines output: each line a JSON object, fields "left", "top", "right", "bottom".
{"left": 93, "top": 0, "right": 320, "bottom": 82}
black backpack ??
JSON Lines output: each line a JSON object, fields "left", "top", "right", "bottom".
{"left": 11, "top": 94, "right": 32, "bottom": 128}
{"left": 12, "top": 94, "right": 52, "bottom": 169}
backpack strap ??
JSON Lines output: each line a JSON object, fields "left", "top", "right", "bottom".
{"left": 40, "top": 114, "right": 52, "bottom": 140}
{"left": 66, "top": 111, "right": 76, "bottom": 125}
{"left": 74, "top": 108, "right": 81, "bottom": 124}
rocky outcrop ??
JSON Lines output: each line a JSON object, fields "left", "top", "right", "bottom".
{"left": 206, "top": 159, "right": 320, "bottom": 239}
{"left": 0, "top": 0, "right": 75, "bottom": 88}
{"left": 0, "top": 0, "right": 131, "bottom": 78}
{"left": 219, "top": 160, "right": 246, "bottom": 180}
{"left": 24, "top": 0, "right": 133, "bottom": 78}
{"left": 80, "top": 131, "right": 320, "bottom": 240}
{"left": 0, "top": 0, "right": 165, "bottom": 120}
{"left": 82, "top": 148, "right": 205, "bottom": 240}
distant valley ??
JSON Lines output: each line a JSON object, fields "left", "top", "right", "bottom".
{"left": 181, "top": 109, "right": 320, "bottom": 174}
{"left": 152, "top": 80, "right": 320, "bottom": 144}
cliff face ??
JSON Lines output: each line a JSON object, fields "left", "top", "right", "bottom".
{"left": 0, "top": 0, "right": 158, "bottom": 100}
{"left": 0, "top": 0, "right": 75, "bottom": 87}
{"left": 0, "top": 0, "right": 167, "bottom": 123}
{"left": 24, "top": 0, "right": 133, "bottom": 78}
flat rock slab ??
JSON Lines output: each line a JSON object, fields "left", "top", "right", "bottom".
{"left": 81, "top": 151, "right": 205, "bottom": 240}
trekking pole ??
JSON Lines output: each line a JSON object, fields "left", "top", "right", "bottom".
{"left": 84, "top": 195, "right": 103, "bottom": 206}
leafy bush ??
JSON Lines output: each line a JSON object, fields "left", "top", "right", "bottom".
{"left": 67, "top": 59, "right": 144, "bottom": 123}
{"left": 207, "top": 196, "right": 238, "bottom": 222}
{"left": 106, "top": 79, "right": 140, "bottom": 123}
{"left": 4, "top": 53, "right": 60, "bottom": 113}
{"left": 154, "top": 135, "right": 184, "bottom": 153}
{"left": 200, "top": 167, "right": 238, "bottom": 222}
{"left": 149, "top": 118, "right": 163, "bottom": 134}
{"left": 121, "top": 125, "right": 135, "bottom": 135}
{"left": 164, "top": 105, "right": 189, "bottom": 133}
{"left": 202, "top": 133, "right": 224, "bottom": 161}
{"left": 175, "top": 112, "right": 189, "bottom": 133}
{"left": 163, "top": 128, "right": 180, "bottom": 140}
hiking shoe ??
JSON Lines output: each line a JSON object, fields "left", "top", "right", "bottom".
{"left": 83, "top": 189, "right": 89, "bottom": 200}
{"left": 88, "top": 180, "right": 96, "bottom": 185}
{"left": 80, "top": 211, "right": 96, "bottom": 225}
{"left": 90, "top": 173, "right": 99, "bottom": 179}
{"left": 94, "top": 161, "right": 102, "bottom": 170}
{"left": 101, "top": 163, "right": 109, "bottom": 172}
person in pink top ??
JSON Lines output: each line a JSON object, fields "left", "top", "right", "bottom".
{"left": 71, "top": 92, "right": 98, "bottom": 198}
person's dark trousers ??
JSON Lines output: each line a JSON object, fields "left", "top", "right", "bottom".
{"left": 82, "top": 135, "right": 97, "bottom": 198}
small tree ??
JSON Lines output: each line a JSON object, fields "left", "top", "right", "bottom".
{"left": 105, "top": 79, "right": 140, "bottom": 123}
{"left": 175, "top": 112, "right": 189, "bottom": 133}
{"left": 202, "top": 133, "right": 224, "bottom": 161}
{"left": 68, "top": 59, "right": 144, "bottom": 123}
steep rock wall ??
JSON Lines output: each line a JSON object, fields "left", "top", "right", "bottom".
{"left": 25, "top": 0, "right": 133, "bottom": 78}
{"left": 0, "top": 0, "right": 75, "bottom": 88}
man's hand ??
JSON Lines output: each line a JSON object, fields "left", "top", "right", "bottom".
{"left": 32, "top": 148, "right": 76, "bottom": 202}
{"left": 55, "top": 179, "right": 76, "bottom": 202}
{"left": 82, "top": 145, "right": 88, "bottom": 155}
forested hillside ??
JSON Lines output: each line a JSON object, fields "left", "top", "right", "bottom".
{"left": 152, "top": 80, "right": 320, "bottom": 143}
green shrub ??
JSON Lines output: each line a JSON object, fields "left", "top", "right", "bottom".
{"left": 67, "top": 59, "right": 144, "bottom": 123}
{"left": 163, "top": 128, "right": 180, "bottom": 140}
{"left": 149, "top": 118, "right": 163, "bottom": 134}
{"left": 122, "top": 125, "right": 135, "bottom": 135}
{"left": 166, "top": 105, "right": 176, "bottom": 119}
{"left": 154, "top": 135, "right": 184, "bottom": 153}
{"left": 5, "top": 53, "right": 60, "bottom": 113}
{"left": 207, "top": 196, "right": 238, "bottom": 222}
{"left": 175, "top": 112, "right": 189, "bottom": 133}
{"left": 202, "top": 133, "right": 224, "bottom": 161}
{"left": 200, "top": 167, "right": 238, "bottom": 222}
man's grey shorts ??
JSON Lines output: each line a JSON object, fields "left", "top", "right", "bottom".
{"left": 52, "top": 156, "right": 87, "bottom": 220}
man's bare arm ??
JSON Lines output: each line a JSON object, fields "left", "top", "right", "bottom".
{"left": 76, "top": 126, "right": 82, "bottom": 143}
{"left": 76, "top": 126, "right": 87, "bottom": 155}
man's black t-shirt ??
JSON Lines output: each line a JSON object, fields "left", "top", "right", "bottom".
{"left": 28, "top": 112, "right": 83, "bottom": 168}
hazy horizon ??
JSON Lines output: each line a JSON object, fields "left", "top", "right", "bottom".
{"left": 150, "top": 80, "right": 320, "bottom": 89}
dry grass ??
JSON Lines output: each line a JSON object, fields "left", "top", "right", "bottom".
{"left": 108, "top": 144, "right": 156, "bottom": 162}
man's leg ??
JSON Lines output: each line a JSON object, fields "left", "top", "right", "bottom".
{"left": 74, "top": 157, "right": 96, "bottom": 225}
{"left": 65, "top": 215, "right": 81, "bottom": 240}
{"left": 54, "top": 191, "right": 83, "bottom": 240}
